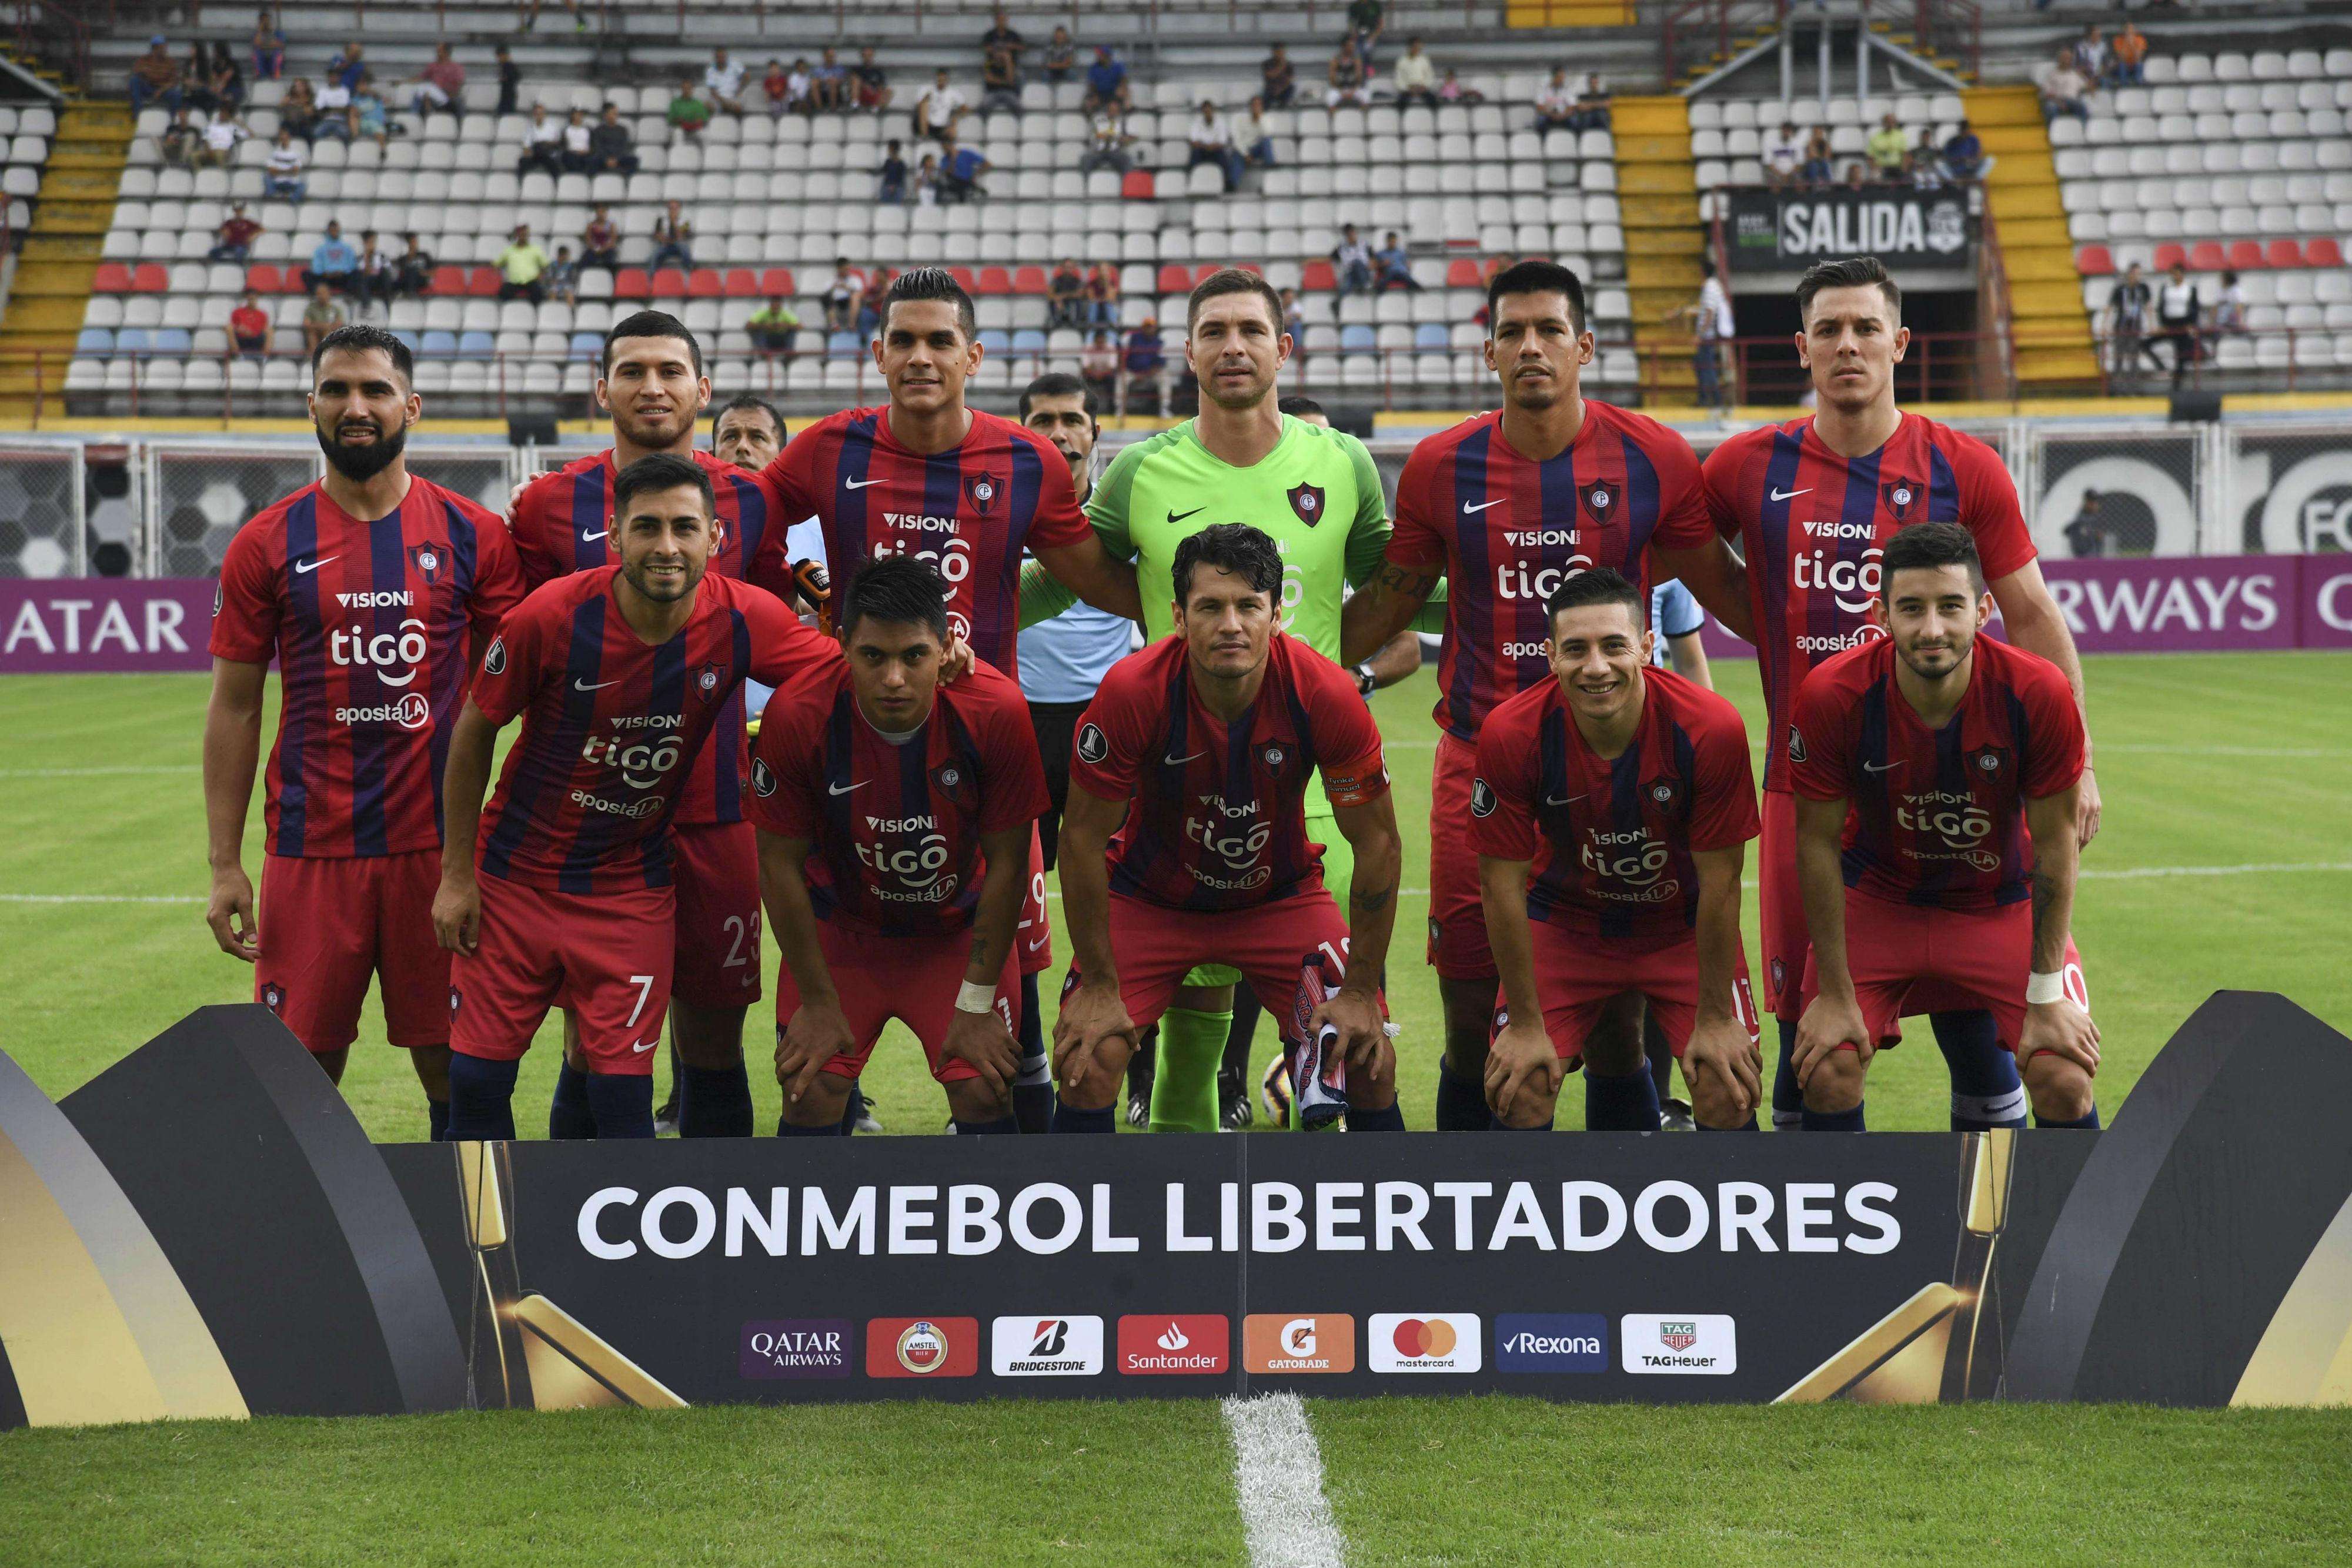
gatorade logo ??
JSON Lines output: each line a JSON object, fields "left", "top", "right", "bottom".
{"left": 1243, "top": 1313, "right": 1354, "bottom": 1374}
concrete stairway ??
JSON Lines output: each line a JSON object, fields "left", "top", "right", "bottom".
{"left": 0, "top": 99, "right": 131, "bottom": 414}
{"left": 1612, "top": 96, "right": 1705, "bottom": 407}
{"left": 1964, "top": 83, "right": 2101, "bottom": 391}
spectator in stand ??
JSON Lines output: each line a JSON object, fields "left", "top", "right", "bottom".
{"left": 1534, "top": 66, "right": 1578, "bottom": 133}
{"left": 1326, "top": 38, "right": 1371, "bottom": 110}
{"left": 278, "top": 76, "right": 319, "bottom": 141}
{"left": 1042, "top": 27, "right": 1076, "bottom": 85}
{"left": 582, "top": 205, "right": 619, "bottom": 267}
{"left": 1085, "top": 261, "right": 1120, "bottom": 325}
{"left": 183, "top": 43, "right": 222, "bottom": 115}
{"left": 543, "top": 245, "right": 579, "bottom": 309}
{"left": 1190, "top": 102, "right": 1242, "bottom": 191}
{"left": 914, "top": 151, "right": 941, "bottom": 205}
{"left": 1330, "top": 223, "right": 1374, "bottom": 315}
{"left": 161, "top": 110, "right": 201, "bottom": 169}
{"left": 325, "top": 41, "right": 365, "bottom": 91}
{"left": 252, "top": 11, "right": 286, "bottom": 81}
{"left": 2073, "top": 25, "right": 2109, "bottom": 83}
{"left": 1942, "top": 119, "right": 1987, "bottom": 182}
{"left": 824, "top": 258, "right": 864, "bottom": 332}
{"left": 669, "top": 79, "right": 712, "bottom": 139}
{"left": 404, "top": 42, "right": 465, "bottom": 118}
{"left": 749, "top": 296, "right": 801, "bottom": 353}
{"left": 395, "top": 233, "right": 435, "bottom": 296}
{"left": 1280, "top": 286, "right": 1305, "bottom": 337}
{"left": 2157, "top": 260, "right": 2200, "bottom": 383}
{"left": 1080, "top": 328, "right": 1120, "bottom": 405}
{"left": 353, "top": 230, "right": 396, "bottom": 307}
{"left": 1261, "top": 44, "right": 1297, "bottom": 109}
{"left": 2040, "top": 50, "right": 2092, "bottom": 125}
{"left": 1049, "top": 258, "right": 1087, "bottom": 329}
{"left": 854, "top": 46, "right": 894, "bottom": 113}
{"left": 589, "top": 103, "right": 639, "bottom": 173}
{"left": 858, "top": 265, "right": 893, "bottom": 335}
{"left": 1763, "top": 120, "right": 1802, "bottom": 188}
{"left": 763, "top": 58, "right": 792, "bottom": 116}
{"left": 2211, "top": 269, "right": 2247, "bottom": 339}
{"left": 519, "top": 103, "right": 563, "bottom": 173}
{"left": 302, "top": 220, "right": 357, "bottom": 294}
{"left": 1239, "top": 96, "right": 1275, "bottom": 169}
{"left": 264, "top": 128, "right": 308, "bottom": 201}
{"left": 1085, "top": 46, "right": 1131, "bottom": 115}
{"left": 2104, "top": 260, "right": 2157, "bottom": 375}
{"left": 129, "top": 36, "right": 184, "bottom": 117}
{"left": 1866, "top": 112, "right": 1908, "bottom": 182}
{"left": 1842, "top": 161, "right": 1869, "bottom": 192}
{"left": 1079, "top": 106, "right": 1135, "bottom": 175}
{"left": 1122, "top": 316, "right": 1166, "bottom": 416}
{"left": 2062, "top": 490, "right": 2109, "bottom": 559}
{"left": 1679, "top": 255, "right": 1734, "bottom": 410}
{"left": 2109, "top": 22, "right": 2148, "bottom": 86}
{"left": 302, "top": 283, "right": 346, "bottom": 353}
{"left": 981, "top": 43, "right": 1023, "bottom": 116}
{"left": 878, "top": 139, "right": 908, "bottom": 202}
{"left": 1441, "top": 67, "right": 1484, "bottom": 104}
{"left": 1347, "top": 0, "right": 1385, "bottom": 63}
{"left": 813, "top": 46, "right": 850, "bottom": 111}
{"left": 495, "top": 44, "right": 520, "bottom": 115}
{"left": 209, "top": 43, "right": 249, "bottom": 115}
{"left": 1907, "top": 129, "right": 1947, "bottom": 190}
{"left": 915, "top": 68, "right": 970, "bottom": 142}
{"left": 350, "top": 75, "right": 389, "bottom": 148}
{"left": 1800, "top": 126, "right": 1834, "bottom": 186}
{"left": 980, "top": 8, "right": 1025, "bottom": 61}
{"left": 783, "top": 58, "right": 816, "bottom": 116}
{"left": 1372, "top": 231, "right": 1420, "bottom": 292}
{"left": 1568, "top": 72, "right": 1611, "bottom": 131}
{"left": 494, "top": 225, "right": 549, "bottom": 302}
{"left": 938, "top": 130, "right": 991, "bottom": 203}
{"left": 210, "top": 203, "right": 263, "bottom": 260}
{"left": 1392, "top": 38, "right": 1437, "bottom": 109}
{"left": 518, "top": 0, "right": 588, "bottom": 34}
{"left": 648, "top": 203, "right": 693, "bottom": 273}
{"left": 705, "top": 48, "right": 746, "bottom": 115}
{"left": 312, "top": 73, "right": 354, "bottom": 143}
{"left": 231, "top": 290, "right": 271, "bottom": 360}
{"left": 557, "top": 105, "right": 593, "bottom": 169}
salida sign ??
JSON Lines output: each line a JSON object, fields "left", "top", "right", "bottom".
{"left": 1726, "top": 188, "right": 1973, "bottom": 272}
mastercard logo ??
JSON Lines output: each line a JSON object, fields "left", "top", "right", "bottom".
{"left": 1391, "top": 1318, "right": 1458, "bottom": 1359}
{"left": 1369, "top": 1312, "right": 1482, "bottom": 1373}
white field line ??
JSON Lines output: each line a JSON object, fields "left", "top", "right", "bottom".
{"left": 1223, "top": 1392, "right": 1348, "bottom": 1568}
{"left": 0, "top": 894, "right": 204, "bottom": 903}
{"left": 0, "top": 765, "right": 201, "bottom": 777}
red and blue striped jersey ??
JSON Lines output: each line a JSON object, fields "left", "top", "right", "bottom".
{"left": 746, "top": 405, "right": 1091, "bottom": 676}
{"left": 1702, "top": 412, "right": 2036, "bottom": 792}
{"left": 1070, "top": 634, "right": 1390, "bottom": 912}
{"left": 210, "top": 476, "right": 524, "bottom": 859}
{"left": 1470, "top": 666, "right": 1759, "bottom": 949}
{"left": 505, "top": 447, "right": 779, "bottom": 825}
{"left": 469, "top": 568, "right": 831, "bottom": 894}
{"left": 746, "top": 657, "right": 1049, "bottom": 938}
{"left": 1387, "top": 402, "right": 1712, "bottom": 742}
{"left": 1789, "top": 634, "right": 2084, "bottom": 912}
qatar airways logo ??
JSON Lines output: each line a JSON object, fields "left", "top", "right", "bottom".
{"left": 1896, "top": 790, "right": 1999, "bottom": 871}
{"left": 1792, "top": 544, "right": 1883, "bottom": 614}
{"left": 1495, "top": 557, "right": 1597, "bottom": 603}
{"left": 330, "top": 618, "right": 429, "bottom": 686}
{"left": 1580, "top": 827, "right": 1680, "bottom": 904}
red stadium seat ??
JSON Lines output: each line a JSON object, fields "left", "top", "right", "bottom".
{"left": 1445, "top": 258, "right": 1485, "bottom": 288}
{"left": 1197, "top": 262, "right": 1258, "bottom": 283}
{"left": 2307, "top": 237, "right": 2344, "bottom": 268}
{"left": 1012, "top": 265, "right": 1048, "bottom": 295}
{"left": 687, "top": 268, "right": 724, "bottom": 297}
{"left": 430, "top": 265, "right": 466, "bottom": 295}
{"left": 2075, "top": 245, "right": 2114, "bottom": 276}
{"left": 976, "top": 266, "right": 1013, "bottom": 295}
{"left": 131, "top": 264, "right": 169, "bottom": 292}
{"left": 1120, "top": 170, "right": 1155, "bottom": 200}
{"left": 2266, "top": 239, "right": 2306, "bottom": 269}
{"left": 947, "top": 266, "right": 978, "bottom": 293}
{"left": 2151, "top": 242, "right": 2186, "bottom": 272}
{"left": 1301, "top": 260, "right": 1337, "bottom": 291}
{"left": 93, "top": 262, "right": 134, "bottom": 293}
{"left": 759, "top": 266, "right": 796, "bottom": 296}
{"left": 721, "top": 268, "right": 760, "bottom": 298}
{"left": 467, "top": 266, "right": 503, "bottom": 296}
{"left": 2227, "top": 240, "right": 2266, "bottom": 270}
{"left": 614, "top": 270, "right": 651, "bottom": 299}
{"left": 1157, "top": 263, "right": 1192, "bottom": 293}
{"left": 650, "top": 268, "right": 689, "bottom": 298}
{"left": 2188, "top": 241, "right": 2227, "bottom": 271}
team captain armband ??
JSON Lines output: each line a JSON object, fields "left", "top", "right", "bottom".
{"left": 1321, "top": 748, "right": 1391, "bottom": 808}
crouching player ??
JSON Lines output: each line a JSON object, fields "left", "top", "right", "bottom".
{"left": 1789, "top": 522, "right": 2100, "bottom": 1131}
{"left": 432, "top": 453, "right": 833, "bottom": 1139}
{"left": 1474, "top": 570, "right": 1763, "bottom": 1132}
{"left": 1052, "top": 523, "right": 1406, "bottom": 1132}
{"left": 750, "top": 556, "right": 1047, "bottom": 1136}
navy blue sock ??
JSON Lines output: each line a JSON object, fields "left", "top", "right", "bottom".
{"left": 1435, "top": 1057, "right": 1489, "bottom": 1131}
{"left": 1697, "top": 1115, "right": 1760, "bottom": 1131}
{"left": 838, "top": 1077, "right": 866, "bottom": 1134}
{"left": 1051, "top": 1101, "right": 1116, "bottom": 1134}
{"left": 1585, "top": 1067, "right": 1662, "bottom": 1131}
{"left": 426, "top": 1099, "right": 449, "bottom": 1142}
{"left": 584, "top": 1071, "right": 656, "bottom": 1139}
{"left": 1013, "top": 971, "right": 1054, "bottom": 1134}
{"left": 2036, "top": 1105, "right": 2102, "bottom": 1130}
{"left": 953, "top": 1114, "right": 1021, "bottom": 1135}
{"left": 1224, "top": 985, "right": 1264, "bottom": 1077}
{"left": 679, "top": 1063, "right": 754, "bottom": 1138}
{"left": 1802, "top": 1101, "right": 1867, "bottom": 1132}
{"left": 549, "top": 1061, "right": 596, "bottom": 1140}
{"left": 1932, "top": 1009, "right": 2027, "bottom": 1131}
{"left": 776, "top": 1114, "right": 847, "bottom": 1136}
{"left": 1486, "top": 1114, "right": 1555, "bottom": 1131}
{"left": 1347, "top": 1101, "right": 1406, "bottom": 1132}
{"left": 1770, "top": 1018, "right": 1803, "bottom": 1130}
{"left": 445, "top": 1053, "right": 518, "bottom": 1141}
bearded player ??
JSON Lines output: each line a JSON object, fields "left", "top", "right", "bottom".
{"left": 751, "top": 556, "right": 1048, "bottom": 1136}
{"left": 1475, "top": 570, "right": 1763, "bottom": 1132}
{"left": 1052, "top": 524, "right": 1406, "bottom": 1134}
{"left": 205, "top": 325, "right": 524, "bottom": 1139}
{"left": 1788, "top": 523, "right": 2100, "bottom": 1131}
{"left": 1337, "top": 258, "right": 1750, "bottom": 1132}
{"left": 1703, "top": 256, "right": 2097, "bottom": 1132}
{"left": 433, "top": 454, "right": 834, "bottom": 1139}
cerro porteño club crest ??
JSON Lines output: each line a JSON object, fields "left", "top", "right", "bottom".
{"left": 964, "top": 472, "right": 1000, "bottom": 515}
{"left": 1882, "top": 477, "right": 1921, "bottom": 522}
{"left": 1287, "top": 483, "right": 1325, "bottom": 527}
{"left": 1579, "top": 479, "right": 1617, "bottom": 526}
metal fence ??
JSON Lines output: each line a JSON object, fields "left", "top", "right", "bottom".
{"left": 0, "top": 443, "right": 86, "bottom": 579}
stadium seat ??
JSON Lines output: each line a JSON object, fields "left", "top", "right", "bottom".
{"left": 2077, "top": 245, "right": 2115, "bottom": 276}
{"left": 1157, "top": 263, "right": 1192, "bottom": 294}
{"left": 948, "top": 266, "right": 978, "bottom": 293}
{"left": 616, "top": 272, "right": 651, "bottom": 300}
{"left": 94, "top": 262, "right": 133, "bottom": 293}
{"left": 420, "top": 330, "right": 458, "bottom": 356}
{"left": 722, "top": 269, "right": 760, "bottom": 299}
{"left": 132, "top": 263, "right": 169, "bottom": 292}
{"left": 2153, "top": 242, "right": 2186, "bottom": 270}
{"left": 425, "top": 265, "right": 462, "bottom": 296}
{"left": 1121, "top": 170, "right": 1155, "bottom": 200}
{"left": 569, "top": 331, "right": 602, "bottom": 359}
{"left": 977, "top": 266, "right": 1013, "bottom": 295}
{"left": 759, "top": 267, "right": 797, "bottom": 296}
{"left": 687, "top": 268, "right": 723, "bottom": 297}
{"left": 462, "top": 268, "right": 500, "bottom": 297}
{"left": 2309, "top": 236, "right": 2344, "bottom": 266}
{"left": 650, "top": 269, "right": 689, "bottom": 299}
{"left": 1301, "top": 260, "right": 1337, "bottom": 292}
{"left": 2267, "top": 239, "right": 2306, "bottom": 268}
{"left": 1012, "top": 265, "right": 1048, "bottom": 295}
{"left": 457, "top": 331, "right": 495, "bottom": 359}
{"left": 2229, "top": 240, "right": 2267, "bottom": 269}
{"left": 2190, "top": 241, "right": 2229, "bottom": 270}
{"left": 1446, "top": 258, "right": 1485, "bottom": 288}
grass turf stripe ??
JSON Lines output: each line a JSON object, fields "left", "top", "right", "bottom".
{"left": 1224, "top": 1392, "right": 1349, "bottom": 1568}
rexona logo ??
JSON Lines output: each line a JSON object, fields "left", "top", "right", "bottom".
{"left": 1494, "top": 1313, "right": 1609, "bottom": 1373}
{"left": 991, "top": 1315, "right": 1105, "bottom": 1376}
{"left": 1620, "top": 1313, "right": 1737, "bottom": 1375}
{"left": 864, "top": 1316, "right": 979, "bottom": 1379}
{"left": 739, "top": 1319, "right": 852, "bottom": 1380}
{"left": 1117, "top": 1314, "right": 1231, "bottom": 1375}
{"left": 1369, "top": 1313, "right": 1482, "bottom": 1374}
{"left": 1243, "top": 1313, "right": 1354, "bottom": 1375}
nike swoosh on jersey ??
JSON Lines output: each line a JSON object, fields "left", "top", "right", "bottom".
{"left": 828, "top": 779, "right": 867, "bottom": 794}
{"left": 1027, "top": 935, "right": 1048, "bottom": 951}
{"left": 1164, "top": 751, "right": 1206, "bottom": 764}
{"left": 1543, "top": 793, "right": 1586, "bottom": 806}
{"left": 580, "top": 529, "right": 610, "bottom": 542}
{"left": 573, "top": 678, "right": 620, "bottom": 691}
{"left": 844, "top": 476, "right": 885, "bottom": 489}
{"left": 1862, "top": 760, "right": 1903, "bottom": 773}
{"left": 1770, "top": 487, "right": 1813, "bottom": 501}
{"left": 293, "top": 554, "right": 338, "bottom": 574}
{"left": 1166, "top": 507, "right": 1205, "bottom": 524}
{"left": 630, "top": 1039, "right": 657, "bottom": 1053}
{"left": 1462, "top": 498, "right": 1506, "bottom": 514}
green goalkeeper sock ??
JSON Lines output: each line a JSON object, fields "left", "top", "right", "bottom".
{"left": 1148, "top": 1006, "right": 1230, "bottom": 1132}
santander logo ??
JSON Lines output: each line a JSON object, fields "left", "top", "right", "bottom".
{"left": 1156, "top": 1322, "right": 1190, "bottom": 1351}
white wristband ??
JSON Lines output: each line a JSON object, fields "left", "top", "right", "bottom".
{"left": 955, "top": 980, "right": 997, "bottom": 1015}
{"left": 2026, "top": 971, "right": 2067, "bottom": 1006}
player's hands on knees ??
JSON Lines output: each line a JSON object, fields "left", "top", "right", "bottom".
{"left": 430, "top": 872, "right": 480, "bottom": 955}
{"left": 2019, "top": 998, "right": 2100, "bottom": 1074}
{"left": 778, "top": 1000, "right": 856, "bottom": 1104}
{"left": 1051, "top": 978, "right": 1133, "bottom": 1092}
{"left": 1313, "top": 985, "right": 1387, "bottom": 1071}
{"left": 1792, "top": 994, "right": 1872, "bottom": 1088}
{"left": 942, "top": 1005, "right": 1020, "bottom": 1095}
{"left": 206, "top": 864, "right": 259, "bottom": 962}
{"left": 1484, "top": 1015, "right": 1564, "bottom": 1122}
{"left": 1683, "top": 1016, "right": 1762, "bottom": 1118}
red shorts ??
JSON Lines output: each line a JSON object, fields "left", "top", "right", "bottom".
{"left": 1016, "top": 824, "right": 1053, "bottom": 977}
{"left": 1098, "top": 890, "right": 1367, "bottom": 1042}
{"left": 1426, "top": 731, "right": 1496, "bottom": 980}
{"left": 1801, "top": 892, "right": 2083, "bottom": 1058}
{"left": 776, "top": 921, "right": 1020, "bottom": 1084}
{"left": 669, "top": 819, "right": 763, "bottom": 1009}
{"left": 255, "top": 849, "right": 448, "bottom": 1052}
{"left": 450, "top": 875, "right": 673, "bottom": 1074}
{"left": 1505, "top": 924, "right": 1758, "bottom": 1068}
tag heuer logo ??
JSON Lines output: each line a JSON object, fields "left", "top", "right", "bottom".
{"left": 1075, "top": 723, "right": 1108, "bottom": 765}
{"left": 1469, "top": 778, "right": 1497, "bottom": 818}
{"left": 1659, "top": 1321, "right": 1698, "bottom": 1352}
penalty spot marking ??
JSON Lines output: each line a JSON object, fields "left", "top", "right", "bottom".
{"left": 1224, "top": 1392, "right": 1348, "bottom": 1568}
